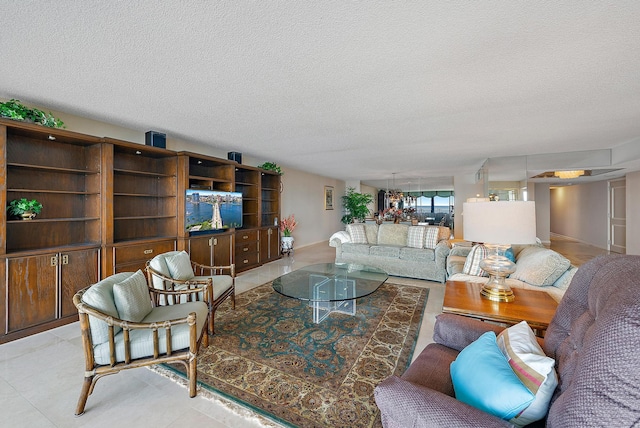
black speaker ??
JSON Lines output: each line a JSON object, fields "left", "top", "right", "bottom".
{"left": 145, "top": 131, "right": 166, "bottom": 149}
{"left": 228, "top": 151, "right": 242, "bottom": 163}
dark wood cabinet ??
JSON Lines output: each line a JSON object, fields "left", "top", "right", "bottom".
{"left": 0, "top": 119, "right": 280, "bottom": 342}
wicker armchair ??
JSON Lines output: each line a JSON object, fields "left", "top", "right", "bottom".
{"left": 73, "top": 271, "right": 209, "bottom": 415}
{"left": 145, "top": 250, "right": 235, "bottom": 334}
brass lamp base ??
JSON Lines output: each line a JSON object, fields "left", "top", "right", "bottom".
{"left": 480, "top": 281, "right": 515, "bottom": 302}
{"left": 479, "top": 244, "right": 517, "bottom": 303}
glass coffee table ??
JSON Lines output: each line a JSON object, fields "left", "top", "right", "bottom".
{"left": 272, "top": 263, "right": 389, "bottom": 323}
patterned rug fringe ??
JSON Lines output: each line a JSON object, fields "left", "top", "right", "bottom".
{"left": 148, "top": 364, "right": 284, "bottom": 427}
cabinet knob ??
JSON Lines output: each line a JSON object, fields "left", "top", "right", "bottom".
{"left": 144, "top": 249, "right": 153, "bottom": 255}
{"left": 243, "top": 259, "right": 249, "bottom": 264}
{"left": 243, "top": 235, "right": 249, "bottom": 240}
{"left": 243, "top": 247, "right": 249, "bottom": 252}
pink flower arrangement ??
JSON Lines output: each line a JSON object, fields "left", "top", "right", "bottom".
{"left": 280, "top": 214, "right": 297, "bottom": 237}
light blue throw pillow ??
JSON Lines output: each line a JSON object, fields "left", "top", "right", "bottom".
{"left": 450, "top": 331, "right": 535, "bottom": 420}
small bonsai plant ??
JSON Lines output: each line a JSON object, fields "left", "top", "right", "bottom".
{"left": 0, "top": 99, "right": 65, "bottom": 128}
{"left": 341, "top": 187, "right": 374, "bottom": 224}
{"left": 7, "top": 198, "right": 43, "bottom": 219}
{"left": 257, "top": 162, "right": 283, "bottom": 175}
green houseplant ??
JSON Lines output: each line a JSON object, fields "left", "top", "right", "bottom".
{"left": 257, "top": 162, "right": 283, "bottom": 175}
{"left": 341, "top": 187, "right": 373, "bottom": 224}
{"left": 0, "top": 99, "right": 65, "bottom": 128}
{"left": 7, "top": 198, "right": 43, "bottom": 220}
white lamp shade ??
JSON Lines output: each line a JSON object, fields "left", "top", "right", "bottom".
{"left": 463, "top": 201, "right": 537, "bottom": 245}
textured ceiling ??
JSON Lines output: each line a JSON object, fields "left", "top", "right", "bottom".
{"left": 2, "top": 1, "right": 640, "bottom": 190}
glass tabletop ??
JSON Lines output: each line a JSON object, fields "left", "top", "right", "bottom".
{"left": 272, "top": 262, "right": 388, "bottom": 302}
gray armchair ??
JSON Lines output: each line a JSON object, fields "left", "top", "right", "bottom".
{"left": 374, "top": 255, "right": 640, "bottom": 427}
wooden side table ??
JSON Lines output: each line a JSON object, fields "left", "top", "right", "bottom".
{"left": 442, "top": 280, "right": 558, "bottom": 337}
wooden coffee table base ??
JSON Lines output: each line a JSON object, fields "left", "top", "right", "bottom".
{"left": 443, "top": 280, "right": 558, "bottom": 337}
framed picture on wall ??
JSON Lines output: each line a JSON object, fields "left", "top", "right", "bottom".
{"left": 324, "top": 186, "right": 334, "bottom": 210}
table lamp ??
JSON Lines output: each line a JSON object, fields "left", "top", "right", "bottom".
{"left": 462, "top": 200, "right": 536, "bottom": 302}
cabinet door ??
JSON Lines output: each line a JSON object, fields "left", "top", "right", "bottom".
{"left": 6, "top": 254, "right": 57, "bottom": 333}
{"left": 212, "top": 233, "right": 232, "bottom": 266}
{"left": 60, "top": 248, "right": 99, "bottom": 318}
{"left": 188, "top": 236, "right": 213, "bottom": 266}
{"left": 260, "top": 227, "right": 280, "bottom": 263}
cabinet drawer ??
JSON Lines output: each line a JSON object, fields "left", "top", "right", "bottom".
{"left": 114, "top": 240, "right": 176, "bottom": 265}
{"left": 236, "top": 229, "right": 258, "bottom": 243}
{"left": 235, "top": 240, "right": 259, "bottom": 256}
{"left": 235, "top": 251, "right": 259, "bottom": 268}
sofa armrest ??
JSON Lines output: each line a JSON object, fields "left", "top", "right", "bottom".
{"left": 447, "top": 255, "right": 466, "bottom": 277}
{"left": 433, "top": 313, "right": 505, "bottom": 351}
{"left": 434, "top": 240, "right": 451, "bottom": 262}
{"left": 374, "top": 376, "right": 512, "bottom": 428}
{"left": 329, "top": 231, "right": 350, "bottom": 248}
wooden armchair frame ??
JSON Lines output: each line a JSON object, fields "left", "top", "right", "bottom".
{"left": 73, "top": 285, "right": 210, "bottom": 416}
{"left": 145, "top": 259, "right": 235, "bottom": 334}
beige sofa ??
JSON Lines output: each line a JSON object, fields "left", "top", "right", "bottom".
{"left": 446, "top": 244, "right": 577, "bottom": 302}
{"left": 329, "top": 223, "right": 451, "bottom": 282}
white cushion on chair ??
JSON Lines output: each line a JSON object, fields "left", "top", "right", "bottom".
{"left": 164, "top": 251, "right": 195, "bottom": 281}
{"left": 93, "top": 301, "right": 208, "bottom": 365}
{"left": 113, "top": 270, "right": 153, "bottom": 322}
{"left": 81, "top": 272, "right": 133, "bottom": 345}
{"left": 193, "top": 275, "right": 234, "bottom": 299}
{"left": 148, "top": 253, "right": 172, "bottom": 290}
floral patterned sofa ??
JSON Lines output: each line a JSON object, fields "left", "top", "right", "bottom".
{"left": 329, "top": 223, "right": 451, "bottom": 282}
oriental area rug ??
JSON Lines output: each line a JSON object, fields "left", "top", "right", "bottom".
{"left": 156, "top": 281, "right": 429, "bottom": 427}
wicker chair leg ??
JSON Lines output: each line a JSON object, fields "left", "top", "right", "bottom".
{"left": 188, "top": 358, "right": 197, "bottom": 398}
{"left": 231, "top": 293, "right": 236, "bottom": 310}
{"left": 209, "top": 308, "right": 216, "bottom": 335}
{"left": 75, "top": 376, "right": 93, "bottom": 416}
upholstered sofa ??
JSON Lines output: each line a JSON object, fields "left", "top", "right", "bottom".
{"left": 446, "top": 244, "right": 577, "bottom": 302}
{"left": 329, "top": 223, "right": 451, "bottom": 282}
{"left": 374, "top": 255, "right": 640, "bottom": 427}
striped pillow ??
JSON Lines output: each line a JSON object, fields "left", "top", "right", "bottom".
{"left": 462, "top": 244, "right": 489, "bottom": 277}
{"left": 497, "top": 321, "right": 558, "bottom": 427}
{"left": 346, "top": 224, "right": 368, "bottom": 244}
{"left": 407, "top": 226, "right": 426, "bottom": 248}
{"left": 424, "top": 227, "right": 440, "bottom": 249}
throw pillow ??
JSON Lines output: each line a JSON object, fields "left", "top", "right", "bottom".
{"left": 407, "top": 226, "right": 426, "bottom": 249}
{"left": 112, "top": 270, "right": 153, "bottom": 322}
{"left": 424, "top": 227, "right": 439, "bottom": 249}
{"left": 462, "top": 244, "right": 489, "bottom": 277}
{"left": 165, "top": 251, "right": 196, "bottom": 280}
{"left": 346, "top": 224, "right": 368, "bottom": 244}
{"left": 450, "top": 331, "right": 535, "bottom": 420}
{"left": 497, "top": 321, "right": 558, "bottom": 427}
{"left": 511, "top": 247, "right": 571, "bottom": 286}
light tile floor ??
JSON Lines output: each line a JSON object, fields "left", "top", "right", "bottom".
{"left": 0, "top": 236, "right": 601, "bottom": 427}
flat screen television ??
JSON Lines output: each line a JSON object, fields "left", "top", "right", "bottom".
{"left": 185, "top": 189, "right": 243, "bottom": 235}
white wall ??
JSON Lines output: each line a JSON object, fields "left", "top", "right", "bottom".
{"left": 626, "top": 171, "right": 640, "bottom": 255}
{"left": 453, "top": 173, "right": 486, "bottom": 239}
{"left": 280, "top": 168, "right": 344, "bottom": 248}
{"left": 533, "top": 183, "right": 551, "bottom": 245}
{"left": 550, "top": 181, "right": 609, "bottom": 248}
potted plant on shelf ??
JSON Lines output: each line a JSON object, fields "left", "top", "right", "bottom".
{"left": 0, "top": 99, "right": 65, "bottom": 128}
{"left": 7, "top": 198, "right": 43, "bottom": 220}
{"left": 341, "top": 187, "right": 373, "bottom": 224}
{"left": 257, "top": 162, "right": 283, "bottom": 175}
{"left": 280, "top": 214, "right": 297, "bottom": 255}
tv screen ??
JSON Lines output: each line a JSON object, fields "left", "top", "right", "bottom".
{"left": 185, "top": 189, "right": 243, "bottom": 235}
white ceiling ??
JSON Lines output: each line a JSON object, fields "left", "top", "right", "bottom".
{"left": 2, "top": 1, "right": 640, "bottom": 191}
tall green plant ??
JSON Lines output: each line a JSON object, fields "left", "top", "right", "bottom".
{"left": 341, "top": 187, "right": 373, "bottom": 224}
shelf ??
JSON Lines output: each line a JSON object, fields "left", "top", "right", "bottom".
{"left": 189, "top": 175, "right": 232, "bottom": 183}
{"left": 114, "top": 168, "right": 175, "bottom": 178}
{"left": 8, "top": 189, "right": 100, "bottom": 195}
{"left": 7, "top": 163, "right": 100, "bottom": 175}
{"left": 7, "top": 217, "right": 100, "bottom": 224}
{"left": 114, "top": 193, "right": 176, "bottom": 198}
{"left": 115, "top": 215, "right": 177, "bottom": 220}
